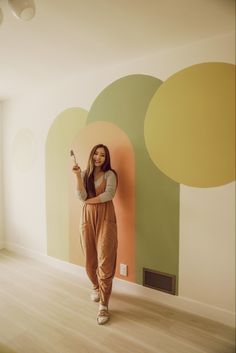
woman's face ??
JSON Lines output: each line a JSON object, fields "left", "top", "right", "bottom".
{"left": 93, "top": 147, "right": 106, "bottom": 168}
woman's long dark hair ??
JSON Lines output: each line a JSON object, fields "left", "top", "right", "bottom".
{"left": 84, "top": 144, "right": 117, "bottom": 198}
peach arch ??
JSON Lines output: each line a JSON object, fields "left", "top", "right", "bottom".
{"left": 68, "top": 121, "right": 135, "bottom": 282}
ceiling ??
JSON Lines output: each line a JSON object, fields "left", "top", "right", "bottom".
{"left": 0, "top": 0, "right": 235, "bottom": 100}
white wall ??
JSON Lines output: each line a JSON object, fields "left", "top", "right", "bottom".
{"left": 0, "top": 102, "right": 4, "bottom": 249}
{"left": 179, "top": 182, "right": 235, "bottom": 322}
{"left": 2, "top": 31, "right": 235, "bottom": 325}
{"left": 0, "top": 103, "right": 4, "bottom": 248}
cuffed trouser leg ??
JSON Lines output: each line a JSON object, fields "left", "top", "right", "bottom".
{"left": 97, "top": 220, "right": 117, "bottom": 306}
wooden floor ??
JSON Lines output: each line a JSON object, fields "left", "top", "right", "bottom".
{"left": 0, "top": 250, "right": 235, "bottom": 353}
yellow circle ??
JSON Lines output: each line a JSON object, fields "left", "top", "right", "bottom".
{"left": 144, "top": 63, "right": 235, "bottom": 187}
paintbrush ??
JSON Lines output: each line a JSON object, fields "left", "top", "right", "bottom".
{"left": 70, "top": 150, "right": 77, "bottom": 166}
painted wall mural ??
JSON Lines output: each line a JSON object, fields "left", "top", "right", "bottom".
{"left": 45, "top": 63, "right": 235, "bottom": 292}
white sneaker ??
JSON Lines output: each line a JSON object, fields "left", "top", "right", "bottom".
{"left": 97, "top": 305, "right": 110, "bottom": 325}
{"left": 90, "top": 289, "right": 100, "bottom": 302}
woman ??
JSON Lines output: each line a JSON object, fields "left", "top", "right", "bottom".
{"left": 72, "top": 144, "right": 118, "bottom": 325}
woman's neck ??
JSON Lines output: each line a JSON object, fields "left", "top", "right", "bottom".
{"left": 94, "top": 167, "right": 103, "bottom": 175}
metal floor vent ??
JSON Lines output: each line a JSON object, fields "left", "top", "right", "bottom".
{"left": 143, "top": 268, "right": 176, "bottom": 295}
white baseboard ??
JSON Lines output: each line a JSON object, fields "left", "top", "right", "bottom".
{"left": 113, "top": 277, "right": 235, "bottom": 327}
{"left": 4, "top": 241, "right": 87, "bottom": 278}
{"left": 4, "top": 241, "right": 235, "bottom": 327}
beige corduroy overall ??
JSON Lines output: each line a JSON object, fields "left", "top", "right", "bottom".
{"left": 80, "top": 176, "right": 118, "bottom": 306}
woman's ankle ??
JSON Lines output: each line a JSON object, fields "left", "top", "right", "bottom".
{"left": 99, "top": 303, "right": 108, "bottom": 310}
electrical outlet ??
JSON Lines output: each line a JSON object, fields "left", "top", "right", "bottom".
{"left": 120, "top": 263, "right": 128, "bottom": 276}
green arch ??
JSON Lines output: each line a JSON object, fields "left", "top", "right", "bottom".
{"left": 87, "top": 74, "right": 180, "bottom": 287}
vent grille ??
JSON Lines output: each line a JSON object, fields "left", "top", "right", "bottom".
{"left": 143, "top": 268, "right": 176, "bottom": 295}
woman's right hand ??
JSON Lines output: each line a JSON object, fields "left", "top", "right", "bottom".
{"left": 72, "top": 164, "right": 81, "bottom": 176}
